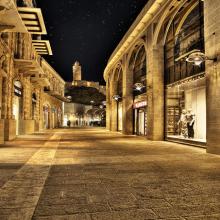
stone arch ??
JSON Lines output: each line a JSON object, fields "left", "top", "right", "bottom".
{"left": 153, "top": 0, "right": 199, "bottom": 46}
{"left": 126, "top": 38, "right": 147, "bottom": 70}
{"left": 126, "top": 40, "right": 147, "bottom": 97}
{"left": 111, "top": 62, "right": 123, "bottom": 97}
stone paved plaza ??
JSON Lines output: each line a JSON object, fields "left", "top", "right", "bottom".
{"left": 0, "top": 128, "right": 219, "bottom": 220}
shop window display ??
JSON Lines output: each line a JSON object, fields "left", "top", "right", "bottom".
{"left": 164, "top": 1, "right": 206, "bottom": 144}
{"left": 166, "top": 76, "right": 206, "bottom": 142}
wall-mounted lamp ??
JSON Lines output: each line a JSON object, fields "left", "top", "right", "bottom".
{"left": 186, "top": 50, "right": 217, "bottom": 66}
{"left": 112, "top": 95, "right": 121, "bottom": 101}
{"left": 134, "top": 82, "right": 145, "bottom": 91}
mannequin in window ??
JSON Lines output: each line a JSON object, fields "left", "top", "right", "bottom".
{"left": 186, "top": 109, "right": 195, "bottom": 138}
{"left": 178, "top": 109, "right": 188, "bottom": 138}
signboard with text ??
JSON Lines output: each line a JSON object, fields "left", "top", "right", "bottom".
{"left": 133, "top": 101, "right": 147, "bottom": 109}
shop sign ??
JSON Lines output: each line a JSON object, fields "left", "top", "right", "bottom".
{"left": 133, "top": 101, "right": 147, "bottom": 109}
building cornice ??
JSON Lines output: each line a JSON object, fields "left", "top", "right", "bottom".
{"left": 103, "top": 0, "right": 168, "bottom": 81}
{"left": 41, "top": 58, "right": 65, "bottom": 84}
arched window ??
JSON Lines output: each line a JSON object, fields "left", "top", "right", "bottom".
{"left": 133, "top": 46, "right": 146, "bottom": 87}
{"left": 129, "top": 45, "right": 147, "bottom": 97}
{"left": 114, "top": 67, "right": 123, "bottom": 97}
{"left": 165, "top": 1, "right": 204, "bottom": 84}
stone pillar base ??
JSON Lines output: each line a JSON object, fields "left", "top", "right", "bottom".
{"left": 0, "top": 119, "right": 4, "bottom": 144}
{"left": 39, "top": 120, "right": 44, "bottom": 131}
{"left": 19, "top": 119, "right": 35, "bottom": 135}
{"left": 4, "top": 119, "right": 16, "bottom": 141}
{"left": 207, "top": 145, "right": 220, "bottom": 155}
{"left": 34, "top": 120, "right": 40, "bottom": 132}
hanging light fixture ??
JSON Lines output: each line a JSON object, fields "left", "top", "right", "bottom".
{"left": 112, "top": 95, "right": 121, "bottom": 101}
{"left": 134, "top": 82, "right": 145, "bottom": 91}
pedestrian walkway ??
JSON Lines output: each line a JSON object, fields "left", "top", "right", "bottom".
{"left": 0, "top": 128, "right": 219, "bottom": 220}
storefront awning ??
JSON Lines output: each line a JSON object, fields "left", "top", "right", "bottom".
{"left": 0, "top": 0, "right": 27, "bottom": 32}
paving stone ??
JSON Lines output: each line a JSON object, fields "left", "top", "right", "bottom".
{"left": 0, "top": 128, "right": 219, "bottom": 220}
{"left": 90, "top": 209, "right": 157, "bottom": 220}
{"left": 33, "top": 214, "right": 91, "bottom": 220}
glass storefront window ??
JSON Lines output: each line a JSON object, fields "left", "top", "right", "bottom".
{"left": 165, "top": 76, "right": 206, "bottom": 143}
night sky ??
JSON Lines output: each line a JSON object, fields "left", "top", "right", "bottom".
{"left": 37, "top": 0, "right": 148, "bottom": 85}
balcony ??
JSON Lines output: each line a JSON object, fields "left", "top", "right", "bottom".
{"left": 18, "top": 7, "right": 47, "bottom": 34}
{"left": 44, "top": 89, "right": 70, "bottom": 102}
{"left": 14, "top": 58, "right": 44, "bottom": 77}
{"left": 0, "top": 0, "right": 27, "bottom": 32}
{"left": 31, "top": 76, "right": 50, "bottom": 87}
{"left": 32, "top": 40, "right": 53, "bottom": 55}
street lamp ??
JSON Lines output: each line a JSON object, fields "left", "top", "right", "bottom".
{"left": 186, "top": 50, "right": 217, "bottom": 66}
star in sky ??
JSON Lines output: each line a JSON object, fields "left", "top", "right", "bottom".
{"left": 38, "top": 0, "right": 148, "bottom": 84}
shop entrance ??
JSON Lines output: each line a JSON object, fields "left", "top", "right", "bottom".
{"left": 133, "top": 101, "right": 147, "bottom": 136}
{"left": 43, "top": 105, "right": 50, "bottom": 129}
{"left": 117, "top": 101, "right": 122, "bottom": 131}
{"left": 13, "top": 81, "right": 23, "bottom": 135}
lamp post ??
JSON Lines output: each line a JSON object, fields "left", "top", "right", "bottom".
{"left": 112, "top": 95, "right": 121, "bottom": 131}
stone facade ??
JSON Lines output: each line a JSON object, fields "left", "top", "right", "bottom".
{"left": 0, "top": 0, "right": 65, "bottom": 144}
{"left": 104, "top": 0, "right": 220, "bottom": 155}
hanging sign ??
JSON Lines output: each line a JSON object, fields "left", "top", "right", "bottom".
{"left": 133, "top": 101, "right": 147, "bottom": 109}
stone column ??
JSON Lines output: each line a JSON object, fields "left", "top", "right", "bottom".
{"left": 0, "top": 75, "right": 4, "bottom": 144}
{"left": 4, "top": 56, "right": 16, "bottom": 141}
{"left": 110, "top": 77, "right": 118, "bottom": 132}
{"left": 106, "top": 79, "right": 111, "bottom": 130}
{"left": 147, "top": 41, "right": 164, "bottom": 140}
{"left": 204, "top": 0, "right": 220, "bottom": 154}
{"left": 19, "top": 79, "right": 35, "bottom": 135}
{"left": 122, "top": 64, "right": 133, "bottom": 135}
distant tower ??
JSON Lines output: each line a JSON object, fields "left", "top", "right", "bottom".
{"left": 72, "top": 61, "right": 82, "bottom": 81}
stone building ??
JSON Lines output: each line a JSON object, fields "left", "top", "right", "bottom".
{"left": 72, "top": 61, "right": 106, "bottom": 95}
{"left": 64, "top": 61, "right": 106, "bottom": 127}
{"left": 0, "top": 0, "right": 65, "bottom": 144}
{"left": 104, "top": 0, "right": 220, "bottom": 155}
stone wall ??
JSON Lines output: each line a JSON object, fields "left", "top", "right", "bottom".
{"left": 204, "top": 0, "right": 220, "bottom": 154}
{"left": 105, "top": 0, "right": 220, "bottom": 155}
